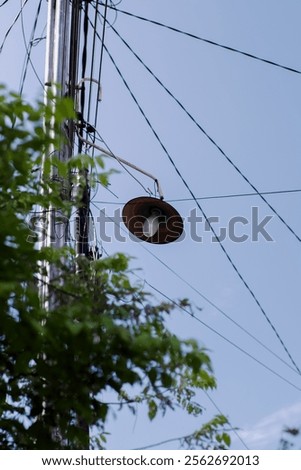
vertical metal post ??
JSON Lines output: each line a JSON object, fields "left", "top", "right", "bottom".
{"left": 42, "top": 0, "right": 91, "bottom": 448}
{"left": 42, "top": 0, "right": 75, "bottom": 447}
{"left": 42, "top": 0, "right": 71, "bottom": 311}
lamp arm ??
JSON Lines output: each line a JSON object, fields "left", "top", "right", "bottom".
{"left": 78, "top": 136, "right": 164, "bottom": 199}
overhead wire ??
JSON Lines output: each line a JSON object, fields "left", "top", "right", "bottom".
{"left": 168, "top": 188, "right": 301, "bottom": 203}
{"left": 104, "top": 18, "right": 301, "bottom": 244}
{"left": 203, "top": 390, "right": 249, "bottom": 450}
{"left": 102, "top": 43, "right": 301, "bottom": 376}
{"left": 99, "top": 4, "right": 301, "bottom": 76}
{"left": 78, "top": 0, "right": 90, "bottom": 154}
{"left": 142, "top": 278, "right": 301, "bottom": 393}
{"left": 84, "top": 14, "right": 163, "bottom": 197}
{"left": 87, "top": 0, "right": 100, "bottom": 129}
{"left": 92, "top": 189, "right": 300, "bottom": 373}
{"left": 94, "top": 0, "right": 109, "bottom": 129}
{"left": 138, "top": 248, "right": 299, "bottom": 375}
{"left": 19, "top": 0, "right": 44, "bottom": 95}
{"left": 133, "top": 423, "right": 245, "bottom": 450}
{"left": 90, "top": 198, "right": 300, "bottom": 380}
{"left": 83, "top": 3, "right": 300, "bottom": 438}
{"left": 93, "top": 188, "right": 301, "bottom": 205}
{"left": 0, "top": 0, "right": 30, "bottom": 55}
{"left": 94, "top": 243, "right": 277, "bottom": 451}
{"left": 4, "top": 0, "right": 296, "bottom": 449}
{"left": 70, "top": 4, "right": 301, "bottom": 448}
{"left": 134, "top": 388, "right": 249, "bottom": 450}
{"left": 91, "top": 13, "right": 301, "bottom": 242}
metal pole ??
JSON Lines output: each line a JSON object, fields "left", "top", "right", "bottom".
{"left": 41, "top": 0, "right": 74, "bottom": 447}
{"left": 42, "top": 0, "right": 71, "bottom": 310}
{"left": 42, "top": 0, "right": 93, "bottom": 448}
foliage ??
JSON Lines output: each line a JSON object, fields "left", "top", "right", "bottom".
{"left": 279, "top": 427, "right": 300, "bottom": 450}
{"left": 0, "top": 87, "right": 230, "bottom": 449}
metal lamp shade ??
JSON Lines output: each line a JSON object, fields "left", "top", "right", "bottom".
{"left": 122, "top": 196, "right": 183, "bottom": 244}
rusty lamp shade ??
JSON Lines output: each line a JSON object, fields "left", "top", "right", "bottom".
{"left": 122, "top": 196, "right": 183, "bottom": 244}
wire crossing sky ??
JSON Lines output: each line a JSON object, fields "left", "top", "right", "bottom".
{"left": 102, "top": 15, "right": 301, "bottom": 245}
{"left": 1, "top": 0, "right": 301, "bottom": 451}
{"left": 103, "top": 42, "right": 301, "bottom": 376}
{"left": 100, "top": 3, "right": 301, "bottom": 75}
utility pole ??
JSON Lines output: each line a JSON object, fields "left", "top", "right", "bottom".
{"left": 42, "top": 0, "right": 90, "bottom": 448}
{"left": 42, "top": 0, "right": 72, "bottom": 310}
{"left": 40, "top": 0, "right": 182, "bottom": 449}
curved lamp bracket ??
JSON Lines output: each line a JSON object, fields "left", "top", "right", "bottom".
{"left": 78, "top": 137, "right": 164, "bottom": 200}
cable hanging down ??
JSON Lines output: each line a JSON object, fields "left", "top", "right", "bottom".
{"left": 103, "top": 44, "right": 301, "bottom": 376}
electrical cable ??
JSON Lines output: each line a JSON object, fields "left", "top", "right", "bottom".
{"left": 19, "top": 0, "right": 44, "bottom": 94}
{"left": 142, "top": 278, "right": 301, "bottom": 392}
{"left": 81, "top": 4, "right": 294, "bottom": 440}
{"left": 105, "top": 20, "right": 301, "bottom": 244}
{"left": 103, "top": 45, "right": 301, "bottom": 375}
{"left": 90, "top": 199, "right": 300, "bottom": 379}
{"left": 96, "top": 246, "right": 267, "bottom": 451}
{"left": 87, "top": 0, "right": 100, "bottom": 129}
{"left": 0, "top": 0, "right": 9, "bottom": 7}
{"left": 133, "top": 427, "right": 239, "bottom": 451}
{"left": 203, "top": 390, "right": 249, "bottom": 450}
{"left": 99, "top": 4, "right": 301, "bottom": 75}
{"left": 0, "top": 0, "right": 29, "bottom": 54}
{"left": 168, "top": 188, "right": 301, "bottom": 203}
{"left": 93, "top": 188, "right": 301, "bottom": 205}
{"left": 82, "top": 16, "right": 301, "bottom": 373}
{"left": 94, "top": 0, "right": 109, "bottom": 129}
{"left": 78, "top": 0, "right": 90, "bottom": 154}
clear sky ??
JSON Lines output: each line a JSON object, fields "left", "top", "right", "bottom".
{"left": 1, "top": 0, "right": 301, "bottom": 450}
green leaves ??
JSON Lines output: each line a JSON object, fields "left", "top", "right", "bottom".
{"left": 0, "top": 87, "right": 230, "bottom": 451}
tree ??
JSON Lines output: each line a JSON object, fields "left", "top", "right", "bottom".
{"left": 0, "top": 86, "right": 230, "bottom": 450}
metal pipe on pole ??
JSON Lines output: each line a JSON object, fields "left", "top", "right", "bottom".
{"left": 41, "top": 0, "right": 72, "bottom": 310}
{"left": 41, "top": 0, "right": 90, "bottom": 448}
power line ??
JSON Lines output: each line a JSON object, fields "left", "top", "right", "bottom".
{"left": 90, "top": 200, "right": 300, "bottom": 379}
{"left": 136, "top": 253, "right": 299, "bottom": 376}
{"left": 168, "top": 188, "right": 301, "bottom": 203}
{"left": 19, "top": 0, "right": 44, "bottom": 94}
{"left": 106, "top": 20, "right": 301, "bottom": 244}
{"left": 203, "top": 390, "right": 249, "bottom": 450}
{"left": 103, "top": 45, "right": 301, "bottom": 376}
{"left": 94, "top": 0, "right": 109, "bottom": 129}
{"left": 93, "top": 188, "right": 301, "bottom": 205}
{"left": 133, "top": 424, "right": 242, "bottom": 450}
{"left": 100, "top": 4, "right": 301, "bottom": 75}
{"left": 90, "top": 222, "right": 301, "bottom": 448}
{"left": 0, "top": 0, "right": 29, "bottom": 54}
{"left": 0, "top": 0, "right": 9, "bottom": 8}
{"left": 87, "top": 0, "right": 100, "bottom": 128}
{"left": 144, "top": 279, "right": 301, "bottom": 392}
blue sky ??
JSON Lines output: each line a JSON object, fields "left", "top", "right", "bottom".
{"left": 1, "top": 0, "right": 301, "bottom": 450}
